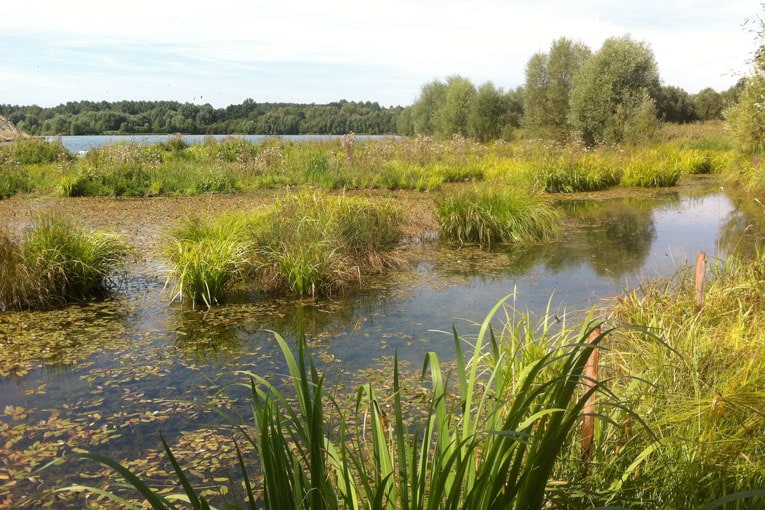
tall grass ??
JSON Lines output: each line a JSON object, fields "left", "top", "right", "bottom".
{"left": 164, "top": 192, "right": 404, "bottom": 305}
{"left": 436, "top": 185, "right": 560, "bottom": 247}
{"left": 584, "top": 252, "right": 765, "bottom": 507}
{"left": 0, "top": 215, "right": 128, "bottom": 310}
{"left": 59, "top": 297, "right": 614, "bottom": 509}
{"left": 252, "top": 191, "right": 403, "bottom": 296}
{"left": 165, "top": 214, "right": 255, "bottom": 308}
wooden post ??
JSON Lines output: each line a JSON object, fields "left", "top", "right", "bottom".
{"left": 695, "top": 252, "right": 706, "bottom": 312}
{"left": 581, "top": 326, "right": 600, "bottom": 465}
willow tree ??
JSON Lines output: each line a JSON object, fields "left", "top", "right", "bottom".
{"left": 569, "top": 35, "right": 661, "bottom": 145}
{"left": 523, "top": 37, "right": 591, "bottom": 140}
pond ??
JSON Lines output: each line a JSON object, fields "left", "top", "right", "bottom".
{"left": 0, "top": 183, "right": 761, "bottom": 507}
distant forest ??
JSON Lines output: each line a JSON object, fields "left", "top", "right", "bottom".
{"left": 0, "top": 99, "right": 405, "bottom": 137}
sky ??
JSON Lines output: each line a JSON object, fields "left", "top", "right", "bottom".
{"left": 1, "top": 0, "right": 762, "bottom": 109}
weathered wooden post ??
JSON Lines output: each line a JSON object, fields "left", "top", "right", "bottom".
{"left": 695, "top": 252, "right": 706, "bottom": 312}
{"left": 581, "top": 326, "right": 600, "bottom": 465}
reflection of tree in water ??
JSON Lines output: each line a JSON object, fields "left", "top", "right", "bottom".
{"left": 544, "top": 198, "right": 658, "bottom": 278}
{"left": 718, "top": 195, "right": 765, "bottom": 259}
{"left": 169, "top": 287, "right": 397, "bottom": 362}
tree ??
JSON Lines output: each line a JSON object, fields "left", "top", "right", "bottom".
{"left": 523, "top": 38, "right": 591, "bottom": 140}
{"left": 569, "top": 35, "right": 661, "bottom": 145}
{"left": 468, "top": 82, "right": 505, "bottom": 142}
{"left": 693, "top": 88, "right": 725, "bottom": 121}
{"left": 411, "top": 79, "right": 448, "bottom": 135}
{"left": 435, "top": 75, "right": 476, "bottom": 137}
{"left": 655, "top": 85, "right": 697, "bottom": 123}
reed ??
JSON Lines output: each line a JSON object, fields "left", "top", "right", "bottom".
{"left": 586, "top": 253, "right": 765, "bottom": 507}
{"left": 436, "top": 185, "right": 560, "bottom": 247}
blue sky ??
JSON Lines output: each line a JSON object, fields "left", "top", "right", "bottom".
{"left": 1, "top": 0, "right": 760, "bottom": 108}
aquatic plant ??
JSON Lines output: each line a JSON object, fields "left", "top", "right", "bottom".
{"left": 621, "top": 149, "right": 681, "bottom": 187}
{"left": 165, "top": 214, "right": 254, "bottom": 308}
{"left": 0, "top": 215, "right": 128, "bottom": 310}
{"left": 57, "top": 297, "right": 613, "bottom": 509}
{"left": 436, "top": 185, "right": 560, "bottom": 247}
{"left": 252, "top": 191, "right": 403, "bottom": 296}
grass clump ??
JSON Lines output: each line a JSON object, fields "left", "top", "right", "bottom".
{"left": 621, "top": 149, "right": 682, "bottom": 187}
{"left": 164, "top": 192, "right": 404, "bottom": 305}
{"left": 165, "top": 214, "right": 255, "bottom": 308}
{"left": 0, "top": 216, "right": 128, "bottom": 310}
{"left": 253, "top": 191, "right": 403, "bottom": 296}
{"left": 436, "top": 185, "right": 560, "bottom": 247}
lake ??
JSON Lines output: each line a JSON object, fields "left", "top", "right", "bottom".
{"left": 0, "top": 184, "right": 760, "bottom": 507}
{"left": 47, "top": 134, "right": 396, "bottom": 153}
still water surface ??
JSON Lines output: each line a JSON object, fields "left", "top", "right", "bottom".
{"left": 0, "top": 187, "right": 759, "bottom": 506}
{"left": 48, "top": 134, "right": 393, "bottom": 153}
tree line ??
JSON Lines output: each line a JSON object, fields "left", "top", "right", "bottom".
{"left": 0, "top": 34, "right": 744, "bottom": 143}
{"left": 404, "top": 35, "right": 742, "bottom": 144}
{"left": 0, "top": 99, "right": 403, "bottom": 137}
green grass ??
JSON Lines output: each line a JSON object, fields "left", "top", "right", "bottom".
{"left": 163, "top": 192, "right": 404, "bottom": 305}
{"left": 436, "top": 185, "right": 560, "bottom": 247}
{"left": 0, "top": 215, "right": 129, "bottom": 310}
{"left": 165, "top": 214, "right": 255, "bottom": 308}
{"left": 578, "top": 252, "right": 765, "bottom": 508}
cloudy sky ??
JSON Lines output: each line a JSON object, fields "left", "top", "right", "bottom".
{"left": 1, "top": 0, "right": 761, "bottom": 108}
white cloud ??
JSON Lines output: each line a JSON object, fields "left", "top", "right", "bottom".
{"left": 1, "top": 0, "right": 760, "bottom": 106}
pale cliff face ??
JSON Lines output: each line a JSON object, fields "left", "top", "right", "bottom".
{"left": 0, "top": 115, "right": 27, "bottom": 142}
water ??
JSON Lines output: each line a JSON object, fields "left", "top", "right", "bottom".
{"left": 47, "top": 134, "right": 396, "bottom": 153}
{"left": 0, "top": 188, "right": 759, "bottom": 507}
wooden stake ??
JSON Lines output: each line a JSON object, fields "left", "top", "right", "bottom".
{"left": 581, "top": 326, "right": 600, "bottom": 465}
{"left": 695, "top": 252, "right": 706, "bottom": 312}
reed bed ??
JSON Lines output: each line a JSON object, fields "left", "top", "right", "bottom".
{"left": 585, "top": 253, "right": 765, "bottom": 508}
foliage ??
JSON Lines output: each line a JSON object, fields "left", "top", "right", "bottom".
{"left": 523, "top": 37, "right": 591, "bottom": 140}
{"left": 0, "top": 215, "right": 128, "bottom": 310}
{"left": 0, "top": 99, "right": 402, "bottom": 136}
{"left": 436, "top": 185, "right": 560, "bottom": 246}
{"left": 725, "top": 75, "right": 765, "bottom": 154}
{"left": 590, "top": 253, "right": 765, "bottom": 508}
{"left": 569, "top": 35, "right": 661, "bottom": 145}
{"left": 1, "top": 136, "right": 72, "bottom": 164}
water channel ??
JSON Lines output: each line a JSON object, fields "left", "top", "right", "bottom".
{"left": 1, "top": 181, "right": 762, "bottom": 506}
